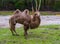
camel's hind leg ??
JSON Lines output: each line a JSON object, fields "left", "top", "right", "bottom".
{"left": 10, "top": 24, "right": 15, "bottom": 35}
{"left": 10, "top": 24, "right": 19, "bottom": 36}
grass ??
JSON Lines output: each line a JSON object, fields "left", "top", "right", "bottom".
{"left": 0, "top": 11, "right": 13, "bottom": 15}
{"left": 40, "top": 11, "right": 55, "bottom": 15}
{"left": 0, "top": 11, "right": 56, "bottom": 15}
{"left": 0, "top": 25, "right": 60, "bottom": 44}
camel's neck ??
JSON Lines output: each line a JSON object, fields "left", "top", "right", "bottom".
{"left": 30, "top": 16, "right": 40, "bottom": 29}
{"left": 32, "top": 16, "right": 40, "bottom": 23}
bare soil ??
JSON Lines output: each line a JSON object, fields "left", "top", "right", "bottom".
{"left": 0, "top": 15, "right": 60, "bottom": 28}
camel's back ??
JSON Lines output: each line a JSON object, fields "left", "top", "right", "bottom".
{"left": 14, "top": 12, "right": 31, "bottom": 24}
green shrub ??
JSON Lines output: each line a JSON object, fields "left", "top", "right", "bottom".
{"left": 53, "top": 1, "right": 60, "bottom": 11}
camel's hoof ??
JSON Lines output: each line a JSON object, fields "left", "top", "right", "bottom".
{"left": 12, "top": 34, "right": 16, "bottom": 36}
{"left": 16, "top": 34, "right": 19, "bottom": 36}
{"left": 24, "top": 35, "right": 28, "bottom": 39}
{"left": 12, "top": 34, "right": 19, "bottom": 36}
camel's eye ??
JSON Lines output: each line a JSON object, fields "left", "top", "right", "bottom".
{"left": 35, "top": 14, "right": 37, "bottom": 16}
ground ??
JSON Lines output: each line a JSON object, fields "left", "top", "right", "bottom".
{"left": 0, "top": 15, "right": 60, "bottom": 28}
{"left": 0, "top": 25, "right": 60, "bottom": 44}
{"left": 0, "top": 11, "right": 60, "bottom": 44}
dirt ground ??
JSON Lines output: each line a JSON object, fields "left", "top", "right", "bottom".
{"left": 0, "top": 15, "right": 60, "bottom": 28}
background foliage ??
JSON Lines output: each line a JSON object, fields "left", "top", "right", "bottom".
{"left": 0, "top": 0, "right": 60, "bottom": 11}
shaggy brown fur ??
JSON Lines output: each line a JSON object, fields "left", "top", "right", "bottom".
{"left": 9, "top": 9, "right": 30, "bottom": 35}
{"left": 30, "top": 12, "right": 41, "bottom": 29}
{"left": 9, "top": 0, "right": 41, "bottom": 38}
{"left": 9, "top": 9, "right": 41, "bottom": 38}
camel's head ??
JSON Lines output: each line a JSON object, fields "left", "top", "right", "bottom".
{"left": 31, "top": 0, "right": 41, "bottom": 22}
{"left": 33, "top": 12, "right": 40, "bottom": 21}
{"left": 35, "top": 11, "right": 40, "bottom": 16}
{"left": 32, "top": 0, "right": 41, "bottom": 17}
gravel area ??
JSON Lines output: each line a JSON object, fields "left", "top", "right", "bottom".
{"left": 0, "top": 15, "right": 60, "bottom": 28}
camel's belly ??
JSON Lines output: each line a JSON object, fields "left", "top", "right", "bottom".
{"left": 16, "top": 18, "right": 31, "bottom": 24}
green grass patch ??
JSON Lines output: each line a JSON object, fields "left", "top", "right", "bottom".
{"left": 0, "top": 11, "right": 13, "bottom": 15}
{"left": 0, "top": 11, "right": 55, "bottom": 15}
{"left": 40, "top": 11, "right": 55, "bottom": 15}
{"left": 0, "top": 25, "right": 60, "bottom": 44}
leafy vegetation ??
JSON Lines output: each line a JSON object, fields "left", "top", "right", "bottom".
{"left": 0, "top": 25, "right": 60, "bottom": 44}
{"left": 0, "top": 0, "right": 60, "bottom": 11}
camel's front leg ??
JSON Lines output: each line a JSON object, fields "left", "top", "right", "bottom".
{"left": 24, "top": 21, "right": 29, "bottom": 38}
